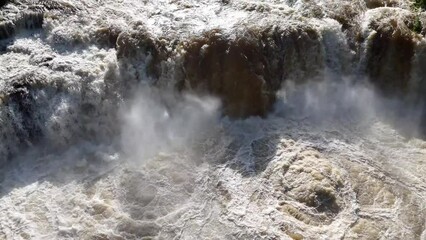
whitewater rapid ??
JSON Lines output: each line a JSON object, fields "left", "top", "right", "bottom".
{"left": 1, "top": 0, "right": 426, "bottom": 239}
{"left": 1, "top": 99, "right": 425, "bottom": 239}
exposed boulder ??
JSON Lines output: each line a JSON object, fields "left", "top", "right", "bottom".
{"left": 180, "top": 26, "right": 324, "bottom": 118}
{"left": 181, "top": 29, "right": 276, "bottom": 118}
{"left": 363, "top": 8, "right": 419, "bottom": 96}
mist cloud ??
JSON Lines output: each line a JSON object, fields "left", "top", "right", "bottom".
{"left": 120, "top": 88, "right": 221, "bottom": 162}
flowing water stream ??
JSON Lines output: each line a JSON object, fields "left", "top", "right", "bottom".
{"left": 0, "top": 0, "right": 426, "bottom": 239}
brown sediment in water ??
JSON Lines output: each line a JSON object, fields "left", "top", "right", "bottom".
{"left": 189, "top": 28, "right": 321, "bottom": 117}
{"left": 112, "top": 16, "right": 424, "bottom": 119}
{"left": 1, "top": 1, "right": 426, "bottom": 239}
{"left": 181, "top": 29, "right": 277, "bottom": 118}
{"left": 115, "top": 25, "right": 324, "bottom": 118}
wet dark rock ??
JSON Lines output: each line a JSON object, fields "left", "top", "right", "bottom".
{"left": 111, "top": 11, "right": 423, "bottom": 120}
{"left": 0, "top": 11, "right": 44, "bottom": 40}
{"left": 0, "top": 0, "right": 8, "bottom": 8}
{"left": 328, "top": 2, "right": 361, "bottom": 31}
{"left": 5, "top": 73, "right": 50, "bottom": 145}
{"left": 365, "top": 0, "right": 399, "bottom": 9}
{"left": 181, "top": 27, "right": 323, "bottom": 118}
{"left": 92, "top": 24, "right": 124, "bottom": 48}
{"left": 367, "top": 28, "right": 415, "bottom": 95}
{"left": 116, "top": 23, "right": 170, "bottom": 84}
{"left": 181, "top": 29, "right": 276, "bottom": 118}
{"left": 41, "top": 0, "right": 78, "bottom": 12}
{"left": 364, "top": 9, "right": 417, "bottom": 97}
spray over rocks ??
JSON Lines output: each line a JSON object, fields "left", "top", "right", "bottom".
{"left": 120, "top": 88, "right": 220, "bottom": 162}
{"left": 0, "top": 0, "right": 426, "bottom": 239}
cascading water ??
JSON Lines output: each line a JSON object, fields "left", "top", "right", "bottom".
{"left": 0, "top": 0, "right": 425, "bottom": 239}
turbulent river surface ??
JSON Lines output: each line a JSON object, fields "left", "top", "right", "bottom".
{"left": 1, "top": 0, "right": 426, "bottom": 239}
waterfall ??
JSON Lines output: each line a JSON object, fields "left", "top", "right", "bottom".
{"left": 0, "top": 0, "right": 425, "bottom": 239}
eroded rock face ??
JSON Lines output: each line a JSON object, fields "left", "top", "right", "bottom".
{"left": 181, "top": 35, "right": 260, "bottom": 116}
{"left": 109, "top": 7, "right": 425, "bottom": 119}
{"left": 363, "top": 8, "right": 418, "bottom": 96}
{"left": 116, "top": 25, "right": 324, "bottom": 118}
{"left": 182, "top": 30, "right": 273, "bottom": 118}
{"left": 0, "top": 1, "right": 426, "bottom": 239}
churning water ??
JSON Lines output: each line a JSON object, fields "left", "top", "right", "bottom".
{"left": 0, "top": 0, "right": 426, "bottom": 239}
